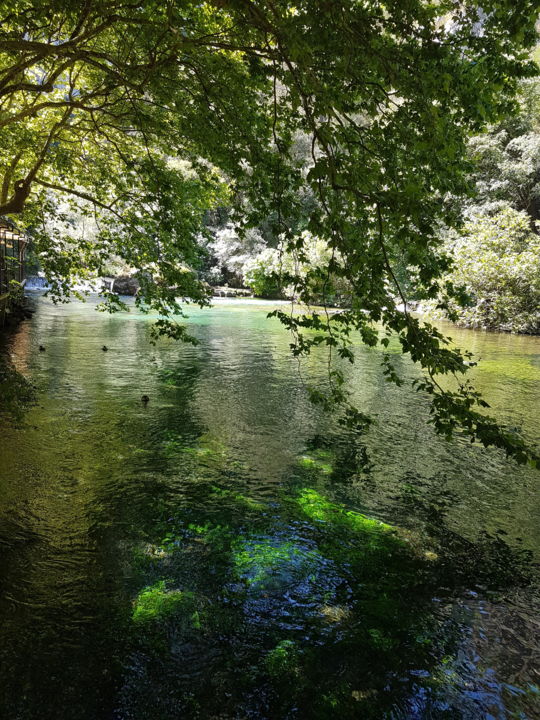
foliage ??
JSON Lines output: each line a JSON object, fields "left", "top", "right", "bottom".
{"left": 441, "top": 207, "right": 540, "bottom": 333}
{"left": 431, "top": 75, "right": 540, "bottom": 337}
{"left": 242, "top": 232, "right": 351, "bottom": 302}
{"left": 242, "top": 247, "right": 284, "bottom": 297}
{"left": 465, "top": 77, "right": 540, "bottom": 220}
{"left": 201, "top": 224, "right": 266, "bottom": 286}
{"left": 0, "top": 0, "right": 539, "bottom": 461}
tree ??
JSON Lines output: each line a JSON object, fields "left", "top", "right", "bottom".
{"left": 1, "top": 0, "right": 538, "bottom": 462}
{"left": 465, "top": 77, "right": 540, "bottom": 221}
{"left": 243, "top": 232, "right": 352, "bottom": 304}
{"left": 438, "top": 207, "right": 540, "bottom": 333}
{"left": 202, "top": 224, "right": 266, "bottom": 286}
{"left": 430, "top": 76, "right": 540, "bottom": 334}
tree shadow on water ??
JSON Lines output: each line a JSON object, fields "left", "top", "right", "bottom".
{"left": 0, "top": 351, "right": 36, "bottom": 422}
{"left": 116, "top": 444, "right": 536, "bottom": 719}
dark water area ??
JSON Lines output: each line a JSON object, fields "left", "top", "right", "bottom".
{"left": 0, "top": 295, "right": 538, "bottom": 719}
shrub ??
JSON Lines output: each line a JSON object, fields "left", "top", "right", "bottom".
{"left": 442, "top": 206, "right": 540, "bottom": 333}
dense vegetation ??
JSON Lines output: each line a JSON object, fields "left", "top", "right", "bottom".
{"left": 428, "top": 76, "right": 540, "bottom": 333}
{"left": 233, "top": 76, "right": 540, "bottom": 335}
{"left": 439, "top": 207, "right": 540, "bottom": 333}
{"left": 1, "top": 0, "right": 539, "bottom": 463}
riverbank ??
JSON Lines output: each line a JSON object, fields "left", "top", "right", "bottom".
{"left": 0, "top": 291, "right": 37, "bottom": 419}
{"left": 0, "top": 286, "right": 34, "bottom": 330}
{"left": 0, "top": 318, "right": 36, "bottom": 420}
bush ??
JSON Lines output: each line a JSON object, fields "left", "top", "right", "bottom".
{"left": 242, "top": 233, "right": 352, "bottom": 304}
{"left": 242, "top": 248, "right": 284, "bottom": 298}
{"left": 442, "top": 206, "right": 540, "bottom": 333}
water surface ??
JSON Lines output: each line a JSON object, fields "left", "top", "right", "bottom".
{"left": 0, "top": 295, "right": 538, "bottom": 719}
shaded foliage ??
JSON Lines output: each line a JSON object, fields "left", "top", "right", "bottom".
{"left": 0, "top": 0, "right": 538, "bottom": 460}
{"left": 432, "top": 76, "right": 540, "bottom": 335}
{"left": 440, "top": 207, "right": 540, "bottom": 333}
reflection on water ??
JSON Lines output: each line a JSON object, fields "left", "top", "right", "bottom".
{"left": 0, "top": 295, "right": 538, "bottom": 719}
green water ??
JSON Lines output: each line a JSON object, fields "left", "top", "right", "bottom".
{"left": 0, "top": 295, "right": 538, "bottom": 719}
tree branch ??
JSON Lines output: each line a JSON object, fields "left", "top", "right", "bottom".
{"left": 0, "top": 108, "right": 71, "bottom": 215}
{"left": 33, "top": 178, "right": 125, "bottom": 220}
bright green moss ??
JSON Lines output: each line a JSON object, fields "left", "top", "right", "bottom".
{"left": 233, "top": 539, "right": 321, "bottom": 590}
{"left": 312, "top": 448, "right": 334, "bottom": 460}
{"left": 210, "top": 486, "right": 265, "bottom": 511}
{"left": 298, "top": 456, "right": 333, "bottom": 474}
{"left": 187, "top": 522, "right": 232, "bottom": 547}
{"left": 159, "top": 531, "right": 181, "bottom": 552}
{"left": 265, "top": 640, "right": 298, "bottom": 678}
{"left": 295, "top": 489, "right": 393, "bottom": 534}
{"left": 132, "top": 581, "right": 197, "bottom": 625}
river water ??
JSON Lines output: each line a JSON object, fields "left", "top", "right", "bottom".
{"left": 0, "top": 295, "right": 538, "bottom": 719}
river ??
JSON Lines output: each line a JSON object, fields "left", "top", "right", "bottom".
{"left": 0, "top": 294, "right": 538, "bottom": 719}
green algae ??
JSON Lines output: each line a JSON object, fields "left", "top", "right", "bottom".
{"left": 294, "top": 488, "right": 394, "bottom": 535}
{"left": 161, "top": 432, "right": 227, "bottom": 460}
{"left": 233, "top": 538, "right": 322, "bottom": 590}
{"left": 265, "top": 640, "right": 299, "bottom": 679}
{"left": 132, "top": 581, "right": 195, "bottom": 624}
{"left": 476, "top": 357, "right": 540, "bottom": 381}
{"left": 124, "top": 481, "right": 529, "bottom": 720}
{"left": 210, "top": 486, "right": 266, "bottom": 512}
{"left": 122, "top": 457, "right": 533, "bottom": 720}
{"left": 298, "top": 455, "right": 333, "bottom": 474}
{"left": 187, "top": 521, "right": 233, "bottom": 548}
{"left": 367, "top": 628, "right": 396, "bottom": 651}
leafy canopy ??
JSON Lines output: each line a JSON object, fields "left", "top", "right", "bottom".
{"left": 0, "top": 0, "right": 538, "bottom": 462}
{"left": 429, "top": 76, "right": 540, "bottom": 333}
{"left": 441, "top": 207, "right": 540, "bottom": 333}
